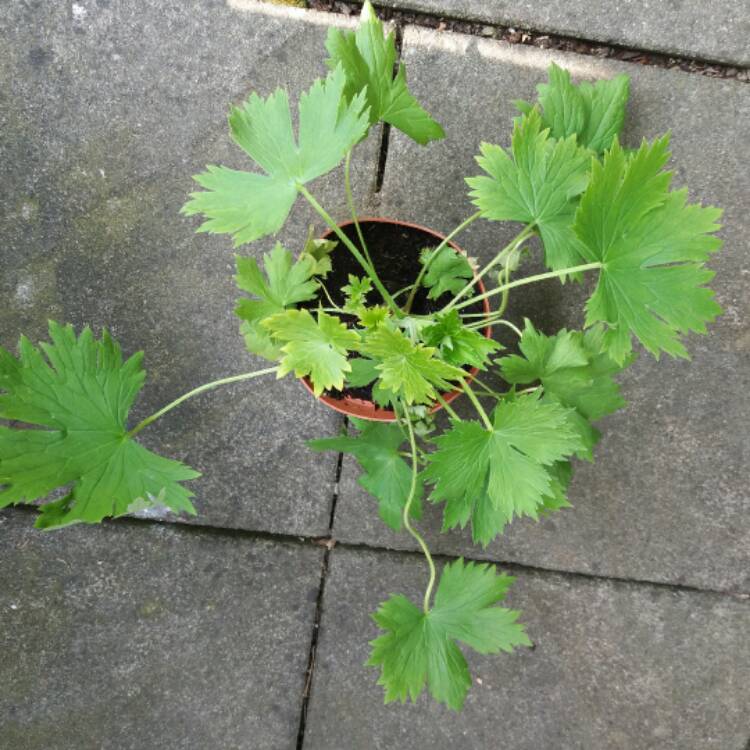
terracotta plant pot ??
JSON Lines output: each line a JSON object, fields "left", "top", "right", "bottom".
{"left": 301, "top": 217, "right": 492, "bottom": 422}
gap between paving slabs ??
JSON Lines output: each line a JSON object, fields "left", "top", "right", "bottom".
{"left": 307, "top": 0, "right": 750, "bottom": 73}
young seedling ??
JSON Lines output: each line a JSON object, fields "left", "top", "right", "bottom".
{"left": 0, "top": 2, "right": 722, "bottom": 711}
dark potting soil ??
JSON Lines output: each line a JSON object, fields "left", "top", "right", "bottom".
{"left": 303, "top": 220, "right": 486, "bottom": 403}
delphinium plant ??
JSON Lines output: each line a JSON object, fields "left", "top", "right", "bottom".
{"left": 0, "top": 2, "right": 722, "bottom": 710}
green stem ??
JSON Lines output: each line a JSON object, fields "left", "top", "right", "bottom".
{"left": 450, "top": 262, "right": 603, "bottom": 313}
{"left": 442, "top": 224, "right": 536, "bottom": 313}
{"left": 344, "top": 149, "right": 374, "bottom": 270}
{"left": 298, "top": 185, "right": 401, "bottom": 317}
{"left": 434, "top": 391, "right": 461, "bottom": 421}
{"left": 127, "top": 366, "right": 278, "bottom": 438}
{"left": 401, "top": 409, "right": 438, "bottom": 614}
{"left": 403, "top": 211, "right": 482, "bottom": 314}
{"left": 465, "top": 317, "right": 523, "bottom": 337}
{"left": 496, "top": 260, "right": 512, "bottom": 317}
{"left": 469, "top": 375, "right": 504, "bottom": 399}
{"left": 461, "top": 379, "right": 493, "bottom": 430}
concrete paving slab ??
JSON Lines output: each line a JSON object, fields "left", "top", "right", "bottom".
{"left": 375, "top": 0, "right": 750, "bottom": 66}
{"left": 304, "top": 546, "right": 750, "bottom": 750}
{"left": 334, "top": 29, "right": 750, "bottom": 592}
{"left": 0, "top": 1, "right": 381, "bottom": 535}
{"left": 0, "top": 508, "right": 323, "bottom": 750}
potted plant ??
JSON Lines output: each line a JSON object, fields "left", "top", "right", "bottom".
{"left": 0, "top": 2, "right": 722, "bottom": 711}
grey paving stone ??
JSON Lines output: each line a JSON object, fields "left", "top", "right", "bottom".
{"left": 0, "top": 508, "right": 323, "bottom": 750}
{"left": 376, "top": 0, "right": 750, "bottom": 66}
{"left": 0, "top": 2, "right": 381, "bottom": 535}
{"left": 304, "top": 546, "right": 750, "bottom": 750}
{"left": 334, "top": 29, "right": 750, "bottom": 592}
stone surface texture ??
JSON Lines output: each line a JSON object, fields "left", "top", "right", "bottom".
{"left": 304, "top": 546, "right": 750, "bottom": 750}
{"left": 0, "top": 0, "right": 382, "bottom": 536}
{"left": 376, "top": 0, "right": 750, "bottom": 66}
{"left": 334, "top": 28, "right": 750, "bottom": 593}
{"left": 2, "top": 2, "right": 749, "bottom": 749}
{"left": 0, "top": 509, "right": 323, "bottom": 750}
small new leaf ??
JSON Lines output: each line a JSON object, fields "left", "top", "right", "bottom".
{"left": 466, "top": 110, "right": 591, "bottom": 274}
{"left": 361, "top": 325, "right": 464, "bottom": 405}
{"left": 422, "top": 310, "right": 500, "bottom": 370}
{"left": 309, "top": 418, "right": 422, "bottom": 530}
{"left": 419, "top": 246, "right": 474, "bottom": 300}
{"left": 301, "top": 227, "right": 338, "bottom": 277}
{"left": 263, "top": 309, "right": 360, "bottom": 396}
{"left": 424, "top": 393, "right": 582, "bottom": 545}
{"left": 234, "top": 243, "right": 320, "bottom": 360}
{"left": 368, "top": 559, "right": 531, "bottom": 710}
{"left": 182, "top": 67, "right": 369, "bottom": 245}
{"left": 574, "top": 136, "right": 723, "bottom": 362}
{"left": 326, "top": 0, "right": 444, "bottom": 145}
{"left": 342, "top": 274, "right": 373, "bottom": 314}
{"left": 0, "top": 323, "right": 199, "bottom": 529}
{"left": 499, "top": 320, "right": 631, "bottom": 458}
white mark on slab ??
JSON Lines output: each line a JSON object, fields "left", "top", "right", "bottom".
{"left": 10, "top": 604, "right": 19, "bottom": 611}
{"left": 226, "top": 0, "right": 358, "bottom": 29}
{"left": 72, "top": 3, "right": 87, "bottom": 22}
{"left": 15, "top": 279, "right": 33, "bottom": 305}
{"left": 404, "top": 26, "right": 471, "bottom": 56}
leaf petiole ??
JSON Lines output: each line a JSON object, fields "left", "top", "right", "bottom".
{"left": 344, "top": 149, "right": 374, "bottom": 270}
{"left": 442, "top": 223, "right": 536, "bottom": 313}
{"left": 297, "top": 184, "right": 402, "bottom": 317}
{"left": 403, "top": 210, "right": 482, "bottom": 314}
{"left": 401, "top": 408, "right": 437, "bottom": 614}
{"left": 127, "top": 366, "right": 278, "bottom": 438}
{"left": 461, "top": 380, "right": 493, "bottom": 430}
{"left": 449, "top": 262, "right": 603, "bottom": 313}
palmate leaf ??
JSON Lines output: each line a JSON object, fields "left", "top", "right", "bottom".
{"left": 361, "top": 325, "right": 464, "bottom": 405}
{"left": 419, "top": 246, "right": 473, "bottom": 300}
{"left": 263, "top": 309, "right": 360, "bottom": 396}
{"left": 309, "top": 418, "right": 422, "bottom": 531}
{"left": 326, "top": 1, "right": 444, "bottom": 145}
{"left": 422, "top": 310, "right": 501, "bottom": 370}
{"left": 182, "top": 66, "right": 369, "bottom": 245}
{"left": 466, "top": 110, "right": 591, "bottom": 274}
{"left": 574, "top": 135, "right": 723, "bottom": 363}
{"left": 368, "top": 558, "right": 531, "bottom": 711}
{"left": 423, "top": 393, "right": 582, "bottom": 546}
{"left": 0, "top": 322, "right": 199, "bottom": 530}
{"left": 301, "top": 229, "right": 338, "bottom": 278}
{"left": 516, "top": 63, "right": 630, "bottom": 155}
{"left": 499, "top": 320, "right": 631, "bottom": 458}
{"left": 341, "top": 274, "right": 373, "bottom": 314}
{"left": 234, "top": 243, "right": 321, "bottom": 360}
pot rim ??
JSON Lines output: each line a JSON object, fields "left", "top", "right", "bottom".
{"left": 300, "top": 216, "right": 493, "bottom": 422}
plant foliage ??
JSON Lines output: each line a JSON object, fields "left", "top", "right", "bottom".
{"left": 0, "top": 322, "right": 199, "bottom": 529}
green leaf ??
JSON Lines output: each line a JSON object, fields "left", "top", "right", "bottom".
{"left": 234, "top": 243, "right": 320, "bottom": 361}
{"left": 309, "top": 418, "right": 422, "bottom": 530}
{"left": 361, "top": 325, "right": 464, "bottom": 405}
{"left": 419, "top": 246, "right": 474, "bottom": 300}
{"left": 325, "top": 0, "right": 444, "bottom": 145}
{"left": 182, "top": 67, "right": 370, "bottom": 245}
{"left": 345, "top": 357, "right": 380, "bottom": 388}
{"left": 359, "top": 305, "right": 390, "bottom": 328}
{"left": 499, "top": 320, "right": 632, "bottom": 459}
{"left": 263, "top": 309, "right": 360, "bottom": 396}
{"left": 466, "top": 110, "right": 591, "bottom": 274}
{"left": 342, "top": 274, "right": 373, "bottom": 314}
{"left": 301, "top": 228, "right": 338, "bottom": 278}
{"left": 528, "top": 63, "right": 630, "bottom": 155}
{"left": 0, "top": 322, "right": 199, "bottom": 529}
{"left": 422, "top": 310, "right": 501, "bottom": 370}
{"left": 368, "top": 558, "right": 530, "bottom": 710}
{"left": 574, "top": 136, "right": 723, "bottom": 363}
{"left": 423, "top": 393, "right": 582, "bottom": 545}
